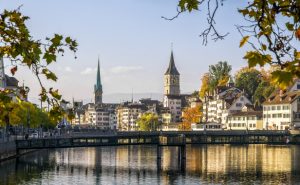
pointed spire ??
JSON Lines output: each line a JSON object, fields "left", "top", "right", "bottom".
{"left": 165, "top": 50, "right": 180, "bottom": 75}
{"left": 95, "top": 57, "right": 102, "bottom": 92}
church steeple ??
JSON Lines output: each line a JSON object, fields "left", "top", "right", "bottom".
{"left": 94, "top": 57, "right": 103, "bottom": 105}
{"left": 95, "top": 58, "right": 102, "bottom": 92}
{"left": 164, "top": 50, "right": 180, "bottom": 95}
{"left": 165, "top": 51, "right": 180, "bottom": 75}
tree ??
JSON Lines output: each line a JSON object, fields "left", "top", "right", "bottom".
{"left": 235, "top": 67, "right": 262, "bottom": 100}
{"left": 137, "top": 113, "right": 160, "bottom": 131}
{"left": 0, "top": 8, "right": 78, "bottom": 123}
{"left": 208, "top": 61, "right": 232, "bottom": 91}
{"left": 180, "top": 105, "right": 202, "bottom": 130}
{"left": 165, "top": 0, "right": 300, "bottom": 89}
{"left": 8, "top": 101, "right": 56, "bottom": 129}
{"left": 199, "top": 73, "right": 210, "bottom": 98}
{"left": 253, "top": 81, "right": 275, "bottom": 106}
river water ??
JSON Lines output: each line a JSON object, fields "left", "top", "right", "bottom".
{"left": 0, "top": 144, "right": 300, "bottom": 185}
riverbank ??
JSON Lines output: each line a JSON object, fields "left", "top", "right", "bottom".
{"left": 0, "top": 141, "right": 36, "bottom": 162}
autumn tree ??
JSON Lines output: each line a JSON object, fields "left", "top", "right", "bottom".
{"left": 165, "top": 0, "right": 300, "bottom": 89}
{"left": 137, "top": 113, "right": 160, "bottom": 131}
{"left": 208, "top": 61, "right": 232, "bottom": 90}
{"left": 0, "top": 8, "right": 78, "bottom": 125}
{"left": 199, "top": 73, "right": 210, "bottom": 98}
{"left": 180, "top": 105, "right": 202, "bottom": 131}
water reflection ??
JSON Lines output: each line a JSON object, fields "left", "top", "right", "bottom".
{"left": 1, "top": 145, "right": 300, "bottom": 184}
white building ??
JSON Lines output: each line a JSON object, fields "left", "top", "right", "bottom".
{"left": 227, "top": 104, "right": 263, "bottom": 130}
{"left": 203, "top": 84, "right": 253, "bottom": 127}
{"left": 117, "top": 102, "right": 147, "bottom": 131}
{"left": 263, "top": 80, "right": 300, "bottom": 130}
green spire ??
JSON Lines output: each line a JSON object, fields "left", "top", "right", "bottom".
{"left": 95, "top": 58, "right": 102, "bottom": 92}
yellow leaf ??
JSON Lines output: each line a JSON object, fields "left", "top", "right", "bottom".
{"left": 240, "top": 36, "right": 250, "bottom": 47}
{"left": 296, "top": 51, "right": 300, "bottom": 59}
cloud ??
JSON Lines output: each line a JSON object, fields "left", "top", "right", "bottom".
{"left": 65, "top": 66, "right": 72, "bottom": 72}
{"left": 110, "top": 66, "right": 143, "bottom": 74}
{"left": 80, "top": 67, "right": 96, "bottom": 75}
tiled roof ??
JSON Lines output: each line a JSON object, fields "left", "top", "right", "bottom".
{"left": 263, "top": 90, "right": 300, "bottom": 105}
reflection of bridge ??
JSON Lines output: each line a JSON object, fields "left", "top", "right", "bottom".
{"left": 15, "top": 130, "right": 299, "bottom": 171}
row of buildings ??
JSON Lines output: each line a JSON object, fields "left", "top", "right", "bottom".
{"left": 202, "top": 78, "right": 300, "bottom": 130}
{"left": 69, "top": 52, "right": 201, "bottom": 130}
{"left": 68, "top": 50, "right": 300, "bottom": 131}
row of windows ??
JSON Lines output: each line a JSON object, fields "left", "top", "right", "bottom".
{"left": 263, "top": 105, "right": 290, "bottom": 111}
{"left": 263, "top": 113, "right": 290, "bottom": 118}
{"left": 229, "top": 123, "right": 256, "bottom": 128}
{"left": 228, "top": 116, "right": 256, "bottom": 121}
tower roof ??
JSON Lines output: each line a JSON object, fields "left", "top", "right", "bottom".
{"left": 165, "top": 51, "right": 180, "bottom": 75}
{"left": 94, "top": 58, "right": 102, "bottom": 92}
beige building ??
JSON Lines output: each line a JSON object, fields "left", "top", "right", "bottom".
{"left": 227, "top": 104, "right": 263, "bottom": 130}
{"left": 263, "top": 80, "right": 300, "bottom": 130}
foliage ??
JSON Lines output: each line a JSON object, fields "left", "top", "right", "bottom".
{"left": 208, "top": 61, "right": 232, "bottom": 91}
{"left": 0, "top": 8, "right": 78, "bottom": 123}
{"left": 253, "top": 81, "right": 275, "bottom": 106}
{"left": 234, "top": 67, "right": 262, "bottom": 100}
{"left": 167, "top": 0, "right": 300, "bottom": 89}
{"left": 0, "top": 101, "right": 56, "bottom": 128}
{"left": 180, "top": 105, "right": 202, "bottom": 130}
{"left": 199, "top": 73, "right": 210, "bottom": 98}
{"left": 137, "top": 113, "right": 160, "bottom": 131}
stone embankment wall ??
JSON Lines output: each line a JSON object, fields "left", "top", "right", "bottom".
{"left": 0, "top": 141, "right": 35, "bottom": 162}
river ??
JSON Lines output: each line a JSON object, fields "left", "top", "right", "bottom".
{"left": 0, "top": 144, "right": 300, "bottom": 185}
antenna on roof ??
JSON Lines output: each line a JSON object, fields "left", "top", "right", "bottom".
{"left": 131, "top": 88, "right": 134, "bottom": 103}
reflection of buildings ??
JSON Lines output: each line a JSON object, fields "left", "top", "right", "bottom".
{"left": 187, "top": 145, "right": 294, "bottom": 179}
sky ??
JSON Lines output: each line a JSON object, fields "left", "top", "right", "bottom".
{"left": 0, "top": 0, "right": 250, "bottom": 103}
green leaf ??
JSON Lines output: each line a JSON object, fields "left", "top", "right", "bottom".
{"left": 285, "top": 22, "right": 294, "bottom": 31}
{"left": 239, "top": 36, "right": 249, "bottom": 47}
{"left": 42, "top": 69, "right": 58, "bottom": 81}
{"left": 262, "top": 44, "right": 267, "bottom": 51}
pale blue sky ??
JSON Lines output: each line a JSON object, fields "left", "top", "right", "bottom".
{"left": 0, "top": 0, "right": 250, "bottom": 103}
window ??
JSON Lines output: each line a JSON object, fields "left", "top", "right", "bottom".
{"left": 278, "top": 113, "right": 282, "bottom": 118}
{"left": 236, "top": 103, "right": 242, "bottom": 107}
{"left": 277, "top": 106, "right": 281, "bottom": 110}
{"left": 272, "top": 114, "right": 277, "bottom": 118}
{"left": 297, "top": 84, "right": 300, "bottom": 89}
{"left": 272, "top": 106, "right": 276, "bottom": 110}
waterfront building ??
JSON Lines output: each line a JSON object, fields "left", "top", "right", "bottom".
{"left": 263, "top": 80, "right": 300, "bottom": 130}
{"left": 227, "top": 104, "right": 263, "bottom": 130}
{"left": 163, "top": 51, "right": 182, "bottom": 123}
{"left": 83, "top": 103, "right": 96, "bottom": 125}
{"left": 202, "top": 81, "right": 253, "bottom": 128}
{"left": 116, "top": 102, "right": 147, "bottom": 131}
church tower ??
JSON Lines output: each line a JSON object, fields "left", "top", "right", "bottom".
{"left": 0, "top": 58, "right": 6, "bottom": 88}
{"left": 164, "top": 51, "right": 180, "bottom": 95}
{"left": 94, "top": 58, "right": 103, "bottom": 105}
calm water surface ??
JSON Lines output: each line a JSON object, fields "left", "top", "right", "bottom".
{"left": 1, "top": 144, "right": 300, "bottom": 185}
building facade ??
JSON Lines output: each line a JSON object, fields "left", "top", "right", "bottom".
{"left": 263, "top": 80, "right": 300, "bottom": 130}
